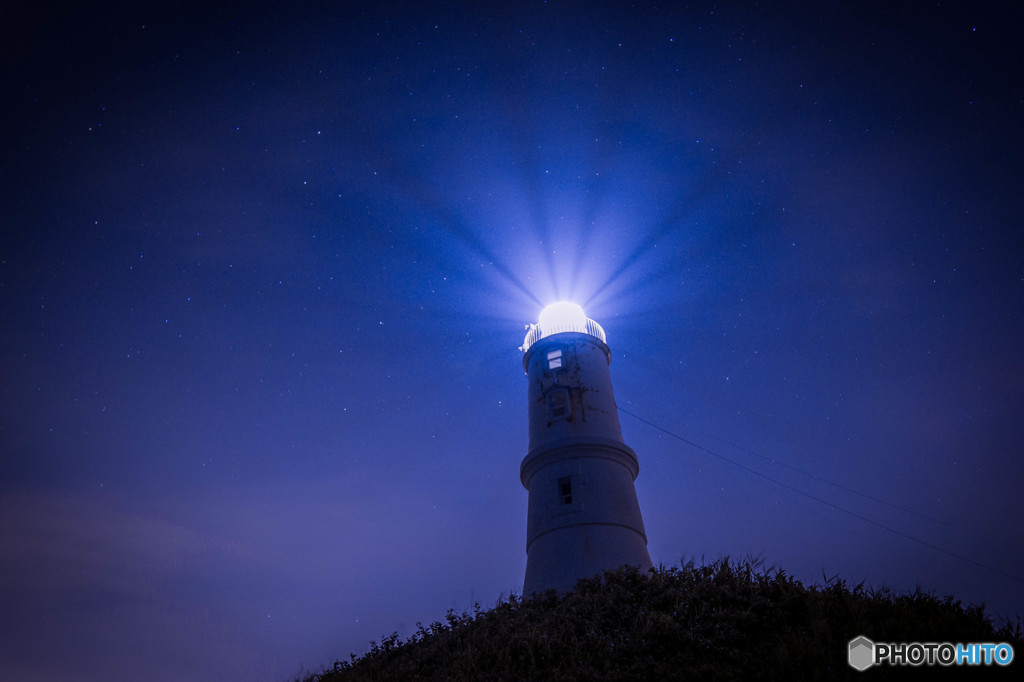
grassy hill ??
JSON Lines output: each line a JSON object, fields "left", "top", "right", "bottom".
{"left": 300, "top": 558, "right": 1021, "bottom": 680}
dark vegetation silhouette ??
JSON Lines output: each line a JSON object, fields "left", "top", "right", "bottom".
{"left": 299, "top": 557, "right": 1021, "bottom": 681}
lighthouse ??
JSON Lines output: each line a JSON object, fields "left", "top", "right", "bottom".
{"left": 519, "top": 302, "right": 653, "bottom": 594}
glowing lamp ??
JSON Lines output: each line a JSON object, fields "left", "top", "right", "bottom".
{"left": 538, "top": 301, "right": 587, "bottom": 332}
{"left": 521, "top": 301, "right": 607, "bottom": 352}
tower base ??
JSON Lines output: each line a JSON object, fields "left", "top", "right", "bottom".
{"left": 523, "top": 524, "right": 653, "bottom": 594}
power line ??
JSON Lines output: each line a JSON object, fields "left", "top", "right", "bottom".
{"left": 621, "top": 400, "right": 946, "bottom": 526}
{"left": 618, "top": 405, "right": 1024, "bottom": 585}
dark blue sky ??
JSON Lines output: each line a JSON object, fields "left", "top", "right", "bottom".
{"left": 2, "top": 1, "right": 1022, "bottom": 679}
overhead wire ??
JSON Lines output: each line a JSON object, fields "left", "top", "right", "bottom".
{"left": 617, "top": 405, "right": 1024, "bottom": 585}
{"left": 621, "top": 400, "right": 946, "bottom": 526}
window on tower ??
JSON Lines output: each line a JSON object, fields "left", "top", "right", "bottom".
{"left": 557, "top": 477, "right": 573, "bottom": 505}
{"left": 546, "top": 348, "right": 562, "bottom": 370}
{"left": 548, "top": 389, "right": 569, "bottom": 419}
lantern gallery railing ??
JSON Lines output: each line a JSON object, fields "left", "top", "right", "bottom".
{"left": 521, "top": 303, "right": 606, "bottom": 352}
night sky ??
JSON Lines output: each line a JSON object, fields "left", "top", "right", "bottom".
{"left": 2, "top": 1, "right": 1022, "bottom": 680}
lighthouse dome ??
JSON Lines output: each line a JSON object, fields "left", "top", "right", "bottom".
{"left": 521, "top": 301, "right": 606, "bottom": 352}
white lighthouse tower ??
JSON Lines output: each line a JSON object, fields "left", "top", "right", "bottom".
{"left": 519, "top": 302, "right": 653, "bottom": 594}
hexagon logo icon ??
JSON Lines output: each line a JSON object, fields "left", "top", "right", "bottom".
{"left": 848, "top": 636, "right": 874, "bottom": 671}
